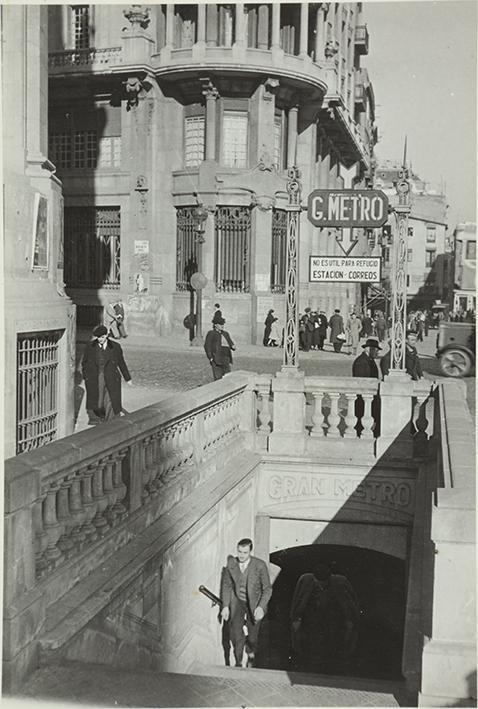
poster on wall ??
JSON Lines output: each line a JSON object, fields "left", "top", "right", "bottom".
{"left": 31, "top": 192, "right": 49, "bottom": 270}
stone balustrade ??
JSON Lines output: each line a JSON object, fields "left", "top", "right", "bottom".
{"left": 48, "top": 47, "right": 122, "bottom": 72}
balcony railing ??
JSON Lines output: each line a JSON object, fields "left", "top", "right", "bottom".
{"left": 48, "top": 47, "right": 122, "bottom": 71}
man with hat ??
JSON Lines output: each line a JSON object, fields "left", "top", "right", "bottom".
{"left": 204, "top": 317, "right": 236, "bottom": 381}
{"left": 81, "top": 324, "right": 132, "bottom": 423}
{"left": 352, "top": 338, "right": 381, "bottom": 435}
{"left": 352, "top": 338, "right": 381, "bottom": 378}
{"left": 380, "top": 330, "right": 423, "bottom": 380}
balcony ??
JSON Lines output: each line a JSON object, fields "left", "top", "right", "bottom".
{"left": 355, "top": 25, "right": 369, "bottom": 55}
{"left": 48, "top": 47, "right": 123, "bottom": 75}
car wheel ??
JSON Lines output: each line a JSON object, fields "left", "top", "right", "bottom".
{"left": 439, "top": 349, "right": 472, "bottom": 377}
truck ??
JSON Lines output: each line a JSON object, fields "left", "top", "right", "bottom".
{"left": 436, "top": 321, "right": 475, "bottom": 377}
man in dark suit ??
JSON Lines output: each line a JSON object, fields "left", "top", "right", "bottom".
{"left": 352, "top": 338, "right": 381, "bottom": 436}
{"left": 204, "top": 317, "right": 235, "bottom": 380}
{"left": 380, "top": 330, "right": 423, "bottom": 380}
{"left": 220, "top": 538, "right": 272, "bottom": 668}
{"left": 82, "top": 325, "right": 132, "bottom": 423}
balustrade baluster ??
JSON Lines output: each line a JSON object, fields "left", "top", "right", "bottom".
{"left": 91, "top": 460, "right": 109, "bottom": 535}
{"left": 112, "top": 450, "right": 128, "bottom": 518}
{"left": 69, "top": 472, "right": 87, "bottom": 548}
{"left": 343, "top": 393, "right": 357, "bottom": 438}
{"left": 81, "top": 467, "right": 98, "bottom": 542}
{"left": 57, "top": 478, "right": 75, "bottom": 557}
{"left": 310, "top": 391, "right": 325, "bottom": 437}
{"left": 33, "top": 492, "right": 48, "bottom": 577}
{"left": 43, "top": 483, "right": 63, "bottom": 567}
{"left": 327, "top": 393, "right": 341, "bottom": 438}
{"left": 361, "top": 393, "right": 375, "bottom": 439}
{"left": 148, "top": 434, "right": 161, "bottom": 495}
{"left": 141, "top": 437, "right": 152, "bottom": 503}
{"left": 413, "top": 395, "right": 430, "bottom": 451}
{"left": 257, "top": 386, "right": 272, "bottom": 433}
{"left": 103, "top": 457, "right": 118, "bottom": 526}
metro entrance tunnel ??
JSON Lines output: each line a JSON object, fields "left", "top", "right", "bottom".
{"left": 254, "top": 544, "right": 406, "bottom": 681}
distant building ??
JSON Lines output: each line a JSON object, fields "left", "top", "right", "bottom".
{"left": 373, "top": 162, "right": 450, "bottom": 311}
{"left": 47, "top": 3, "right": 377, "bottom": 343}
{"left": 3, "top": 6, "right": 76, "bottom": 456}
{"left": 452, "top": 222, "right": 476, "bottom": 314}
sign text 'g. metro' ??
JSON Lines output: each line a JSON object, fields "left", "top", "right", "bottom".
{"left": 307, "top": 189, "right": 389, "bottom": 228}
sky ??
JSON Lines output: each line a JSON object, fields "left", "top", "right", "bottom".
{"left": 363, "top": 0, "right": 477, "bottom": 228}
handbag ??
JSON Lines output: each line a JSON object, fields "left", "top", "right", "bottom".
{"left": 337, "top": 332, "right": 346, "bottom": 341}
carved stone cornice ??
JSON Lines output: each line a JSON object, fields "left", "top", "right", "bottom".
{"left": 123, "top": 5, "right": 151, "bottom": 30}
{"left": 200, "top": 77, "right": 219, "bottom": 101}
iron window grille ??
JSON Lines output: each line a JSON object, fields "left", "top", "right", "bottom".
{"left": 176, "top": 207, "right": 199, "bottom": 291}
{"left": 16, "top": 330, "right": 62, "bottom": 454}
{"left": 215, "top": 206, "right": 251, "bottom": 293}
{"left": 64, "top": 206, "right": 121, "bottom": 289}
{"left": 271, "top": 208, "right": 287, "bottom": 293}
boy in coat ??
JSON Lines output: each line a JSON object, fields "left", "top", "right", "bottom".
{"left": 82, "top": 325, "right": 132, "bottom": 423}
{"left": 220, "top": 538, "right": 272, "bottom": 667}
{"left": 204, "top": 317, "right": 235, "bottom": 380}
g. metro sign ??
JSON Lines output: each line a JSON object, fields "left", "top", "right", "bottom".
{"left": 307, "top": 189, "right": 389, "bottom": 228}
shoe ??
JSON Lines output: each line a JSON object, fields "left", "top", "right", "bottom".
{"left": 246, "top": 652, "right": 255, "bottom": 668}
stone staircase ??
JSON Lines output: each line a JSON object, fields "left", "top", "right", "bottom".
{"left": 16, "top": 660, "right": 414, "bottom": 707}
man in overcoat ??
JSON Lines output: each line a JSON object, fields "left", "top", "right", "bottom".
{"left": 220, "top": 538, "right": 272, "bottom": 668}
{"left": 352, "top": 338, "right": 381, "bottom": 435}
{"left": 82, "top": 325, "right": 132, "bottom": 423}
{"left": 204, "top": 317, "right": 235, "bottom": 380}
{"left": 380, "top": 330, "right": 423, "bottom": 380}
{"left": 329, "top": 309, "right": 345, "bottom": 352}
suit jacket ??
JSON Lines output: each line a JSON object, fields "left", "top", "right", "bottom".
{"left": 380, "top": 346, "right": 423, "bottom": 380}
{"left": 82, "top": 339, "right": 131, "bottom": 414}
{"left": 290, "top": 573, "right": 359, "bottom": 623}
{"left": 204, "top": 329, "right": 235, "bottom": 365}
{"left": 221, "top": 555, "right": 272, "bottom": 616}
{"left": 352, "top": 351, "right": 379, "bottom": 379}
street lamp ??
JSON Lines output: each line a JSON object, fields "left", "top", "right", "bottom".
{"left": 190, "top": 205, "right": 209, "bottom": 345}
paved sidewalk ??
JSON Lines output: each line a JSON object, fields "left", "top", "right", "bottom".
{"left": 15, "top": 661, "right": 411, "bottom": 707}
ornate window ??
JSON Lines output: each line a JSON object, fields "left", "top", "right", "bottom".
{"left": 215, "top": 206, "right": 251, "bottom": 292}
{"left": 16, "top": 331, "right": 62, "bottom": 454}
{"left": 271, "top": 208, "right": 287, "bottom": 293}
{"left": 176, "top": 207, "right": 199, "bottom": 291}
{"left": 184, "top": 116, "right": 205, "bottom": 167}
{"left": 222, "top": 111, "right": 248, "bottom": 168}
{"left": 64, "top": 207, "right": 121, "bottom": 288}
{"left": 71, "top": 5, "right": 90, "bottom": 50}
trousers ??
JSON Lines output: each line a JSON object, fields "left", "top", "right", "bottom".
{"left": 229, "top": 600, "right": 261, "bottom": 666}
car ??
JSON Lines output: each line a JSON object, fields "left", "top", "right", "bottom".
{"left": 430, "top": 303, "right": 450, "bottom": 328}
{"left": 436, "top": 321, "right": 475, "bottom": 377}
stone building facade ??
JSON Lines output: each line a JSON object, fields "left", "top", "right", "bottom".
{"left": 3, "top": 6, "right": 76, "bottom": 457}
{"left": 373, "top": 163, "right": 451, "bottom": 311}
{"left": 47, "top": 2, "right": 377, "bottom": 343}
{"left": 451, "top": 222, "right": 476, "bottom": 314}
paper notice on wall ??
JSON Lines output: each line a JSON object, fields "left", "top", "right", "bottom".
{"left": 255, "top": 273, "right": 269, "bottom": 292}
{"left": 134, "top": 240, "right": 150, "bottom": 255}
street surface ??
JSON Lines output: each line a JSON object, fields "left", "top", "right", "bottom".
{"left": 74, "top": 330, "right": 475, "bottom": 431}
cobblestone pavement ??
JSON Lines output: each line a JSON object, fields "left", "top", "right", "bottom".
{"left": 75, "top": 330, "right": 475, "bottom": 431}
{"left": 16, "top": 660, "right": 409, "bottom": 707}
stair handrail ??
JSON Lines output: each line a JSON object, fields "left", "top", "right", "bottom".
{"left": 198, "top": 585, "right": 221, "bottom": 607}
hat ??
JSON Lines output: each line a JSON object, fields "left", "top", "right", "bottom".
{"left": 362, "top": 338, "right": 381, "bottom": 350}
{"left": 93, "top": 325, "right": 108, "bottom": 337}
{"left": 214, "top": 317, "right": 226, "bottom": 326}
{"left": 406, "top": 329, "right": 417, "bottom": 337}
{"left": 305, "top": 307, "right": 311, "bottom": 313}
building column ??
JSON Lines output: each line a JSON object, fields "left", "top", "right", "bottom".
{"left": 257, "top": 4, "right": 269, "bottom": 50}
{"left": 206, "top": 4, "right": 218, "bottom": 47}
{"left": 287, "top": 104, "right": 299, "bottom": 168}
{"left": 197, "top": 4, "right": 206, "bottom": 44}
{"left": 165, "top": 4, "right": 174, "bottom": 47}
{"left": 314, "top": 6, "right": 326, "bottom": 62}
{"left": 234, "top": 3, "right": 245, "bottom": 46}
{"left": 271, "top": 3, "right": 281, "bottom": 48}
{"left": 201, "top": 79, "right": 219, "bottom": 161}
{"left": 299, "top": 3, "right": 309, "bottom": 58}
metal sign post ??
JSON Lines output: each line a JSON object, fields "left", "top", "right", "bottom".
{"left": 283, "top": 167, "right": 302, "bottom": 370}
{"left": 389, "top": 165, "right": 411, "bottom": 371}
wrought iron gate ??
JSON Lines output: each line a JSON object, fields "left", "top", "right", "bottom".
{"left": 64, "top": 207, "right": 120, "bottom": 288}
{"left": 271, "top": 208, "right": 287, "bottom": 293}
{"left": 16, "top": 331, "right": 62, "bottom": 454}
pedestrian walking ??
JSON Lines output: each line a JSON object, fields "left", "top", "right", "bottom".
{"left": 310, "top": 310, "right": 321, "bottom": 350}
{"left": 352, "top": 337, "right": 381, "bottom": 435}
{"left": 300, "top": 307, "right": 314, "bottom": 352}
{"left": 317, "top": 311, "right": 328, "bottom": 350}
{"left": 329, "top": 309, "right": 346, "bottom": 352}
{"left": 374, "top": 311, "right": 387, "bottom": 342}
{"left": 81, "top": 325, "right": 132, "bottom": 424}
{"left": 220, "top": 538, "right": 272, "bottom": 668}
{"left": 263, "top": 309, "right": 275, "bottom": 346}
{"left": 290, "top": 564, "right": 360, "bottom": 674}
{"left": 268, "top": 315, "right": 282, "bottom": 347}
{"left": 381, "top": 330, "right": 423, "bottom": 380}
{"left": 347, "top": 312, "right": 362, "bottom": 356}
{"left": 204, "top": 317, "right": 235, "bottom": 381}
{"left": 361, "top": 310, "right": 374, "bottom": 338}
{"left": 212, "top": 303, "right": 223, "bottom": 325}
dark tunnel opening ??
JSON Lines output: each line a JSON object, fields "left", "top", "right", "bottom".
{"left": 256, "top": 544, "right": 407, "bottom": 680}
